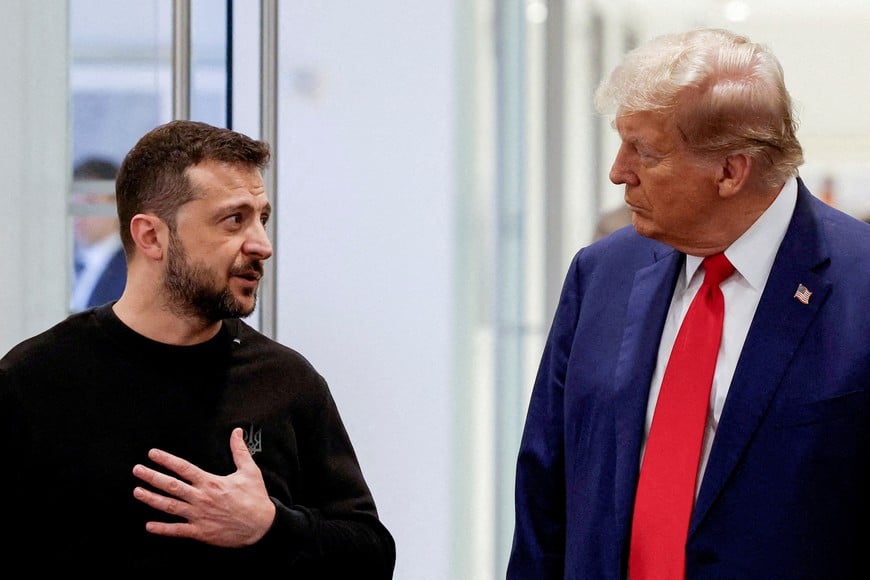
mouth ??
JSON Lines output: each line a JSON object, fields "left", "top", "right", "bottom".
{"left": 624, "top": 197, "right": 642, "bottom": 213}
{"left": 231, "top": 261, "right": 264, "bottom": 281}
{"left": 231, "top": 264, "right": 264, "bottom": 290}
{"left": 231, "top": 274, "right": 261, "bottom": 294}
{"left": 233, "top": 272, "right": 261, "bottom": 290}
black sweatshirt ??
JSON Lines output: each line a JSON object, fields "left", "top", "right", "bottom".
{"left": 0, "top": 303, "right": 395, "bottom": 576}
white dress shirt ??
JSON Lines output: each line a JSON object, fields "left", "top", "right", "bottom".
{"left": 642, "top": 176, "right": 799, "bottom": 494}
{"left": 70, "top": 233, "right": 124, "bottom": 313}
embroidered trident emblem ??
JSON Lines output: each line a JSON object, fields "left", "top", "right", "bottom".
{"left": 243, "top": 424, "right": 262, "bottom": 456}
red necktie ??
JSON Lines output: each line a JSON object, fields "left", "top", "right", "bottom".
{"left": 628, "top": 253, "right": 734, "bottom": 580}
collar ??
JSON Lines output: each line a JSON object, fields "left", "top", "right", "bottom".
{"left": 684, "top": 176, "right": 797, "bottom": 288}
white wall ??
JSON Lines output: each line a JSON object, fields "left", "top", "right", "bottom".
{"left": 274, "top": 3, "right": 456, "bottom": 578}
{"left": 0, "top": 0, "right": 69, "bottom": 355}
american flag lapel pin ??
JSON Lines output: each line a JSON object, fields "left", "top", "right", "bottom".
{"left": 794, "top": 283, "right": 812, "bottom": 304}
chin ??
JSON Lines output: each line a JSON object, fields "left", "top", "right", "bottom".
{"left": 634, "top": 222, "right": 670, "bottom": 245}
{"left": 631, "top": 217, "right": 652, "bottom": 238}
{"left": 236, "top": 295, "right": 257, "bottom": 318}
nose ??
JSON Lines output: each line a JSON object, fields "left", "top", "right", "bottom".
{"left": 243, "top": 222, "right": 273, "bottom": 261}
{"left": 609, "top": 143, "right": 639, "bottom": 187}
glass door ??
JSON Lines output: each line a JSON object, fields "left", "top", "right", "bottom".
{"left": 67, "top": 0, "right": 230, "bottom": 313}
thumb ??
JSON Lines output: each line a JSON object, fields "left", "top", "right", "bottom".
{"left": 229, "top": 427, "right": 256, "bottom": 470}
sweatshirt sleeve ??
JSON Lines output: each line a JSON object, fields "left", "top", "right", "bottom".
{"left": 250, "top": 372, "right": 396, "bottom": 578}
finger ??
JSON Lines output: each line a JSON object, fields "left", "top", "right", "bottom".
{"left": 143, "top": 519, "right": 200, "bottom": 540}
{"left": 229, "top": 427, "right": 256, "bottom": 470}
{"left": 132, "top": 463, "right": 195, "bottom": 501}
{"left": 146, "top": 447, "right": 205, "bottom": 484}
{"left": 132, "top": 485, "right": 191, "bottom": 520}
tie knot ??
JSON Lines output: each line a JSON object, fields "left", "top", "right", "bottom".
{"left": 702, "top": 253, "right": 734, "bottom": 287}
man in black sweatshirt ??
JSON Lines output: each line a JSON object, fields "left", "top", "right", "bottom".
{"left": 0, "top": 120, "right": 395, "bottom": 576}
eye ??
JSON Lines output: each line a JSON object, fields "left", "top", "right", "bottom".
{"left": 260, "top": 213, "right": 270, "bottom": 226}
{"left": 224, "top": 213, "right": 243, "bottom": 227}
{"left": 625, "top": 140, "right": 647, "bottom": 158}
{"left": 636, "top": 146, "right": 662, "bottom": 166}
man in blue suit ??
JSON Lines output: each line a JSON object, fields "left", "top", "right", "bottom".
{"left": 507, "top": 28, "right": 870, "bottom": 579}
{"left": 70, "top": 157, "right": 127, "bottom": 312}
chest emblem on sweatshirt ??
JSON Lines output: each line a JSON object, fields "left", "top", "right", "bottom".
{"left": 243, "top": 424, "right": 262, "bottom": 456}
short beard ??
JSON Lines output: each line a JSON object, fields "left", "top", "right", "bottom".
{"left": 164, "top": 230, "right": 256, "bottom": 322}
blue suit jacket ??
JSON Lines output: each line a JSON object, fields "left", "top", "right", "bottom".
{"left": 508, "top": 180, "right": 870, "bottom": 579}
{"left": 86, "top": 247, "right": 126, "bottom": 309}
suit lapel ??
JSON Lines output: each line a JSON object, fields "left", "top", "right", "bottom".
{"left": 613, "top": 246, "right": 682, "bottom": 535}
{"left": 690, "top": 184, "right": 831, "bottom": 533}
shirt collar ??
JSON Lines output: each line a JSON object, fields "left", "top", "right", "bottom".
{"left": 684, "top": 176, "right": 798, "bottom": 289}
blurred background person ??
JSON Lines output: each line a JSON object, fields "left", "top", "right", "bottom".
{"left": 593, "top": 205, "right": 634, "bottom": 241}
{"left": 69, "top": 156, "right": 126, "bottom": 312}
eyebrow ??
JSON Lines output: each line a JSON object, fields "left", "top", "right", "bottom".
{"left": 217, "top": 200, "right": 272, "bottom": 217}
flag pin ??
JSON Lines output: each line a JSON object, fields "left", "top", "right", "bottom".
{"left": 793, "top": 283, "right": 812, "bottom": 305}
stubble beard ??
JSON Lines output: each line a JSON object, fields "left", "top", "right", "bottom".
{"left": 164, "top": 231, "right": 257, "bottom": 323}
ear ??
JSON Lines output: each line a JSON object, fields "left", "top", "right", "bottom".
{"left": 717, "top": 153, "right": 752, "bottom": 199}
{"left": 129, "top": 214, "right": 167, "bottom": 261}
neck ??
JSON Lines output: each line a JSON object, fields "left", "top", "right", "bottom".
{"left": 112, "top": 291, "right": 222, "bottom": 346}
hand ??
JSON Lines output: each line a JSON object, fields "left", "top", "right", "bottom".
{"left": 132, "top": 427, "right": 277, "bottom": 547}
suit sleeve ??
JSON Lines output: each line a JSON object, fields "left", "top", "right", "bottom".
{"left": 507, "top": 252, "right": 585, "bottom": 579}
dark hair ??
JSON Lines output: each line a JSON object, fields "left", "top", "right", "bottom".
{"left": 74, "top": 157, "right": 119, "bottom": 181}
{"left": 115, "top": 120, "right": 271, "bottom": 252}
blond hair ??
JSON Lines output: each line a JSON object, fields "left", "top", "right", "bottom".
{"left": 595, "top": 28, "right": 803, "bottom": 186}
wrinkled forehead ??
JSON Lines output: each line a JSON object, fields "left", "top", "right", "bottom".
{"left": 613, "top": 110, "right": 681, "bottom": 147}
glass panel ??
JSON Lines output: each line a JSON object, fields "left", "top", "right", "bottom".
{"left": 68, "top": 0, "right": 229, "bottom": 313}
{"left": 68, "top": 0, "right": 171, "bottom": 313}
{"left": 191, "top": 0, "right": 229, "bottom": 126}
